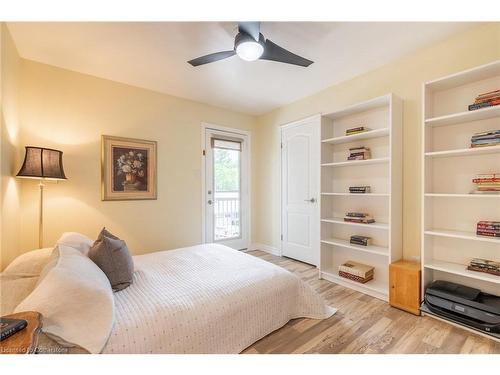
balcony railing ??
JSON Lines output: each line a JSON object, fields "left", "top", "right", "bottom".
{"left": 214, "top": 192, "right": 240, "bottom": 241}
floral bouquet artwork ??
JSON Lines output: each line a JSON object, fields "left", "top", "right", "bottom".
{"left": 115, "top": 149, "right": 147, "bottom": 189}
{"left": 102, "top": 136, "right": 157, "bottom": 200}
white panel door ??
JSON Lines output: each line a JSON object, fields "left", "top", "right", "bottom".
{"left": 281, "top": 116, "right": 320, "bottom": 265}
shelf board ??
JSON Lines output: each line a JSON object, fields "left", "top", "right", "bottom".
{"left": 425, "top": 193, "right": 500, "bottom": 198}
{"left": 321, "top": 157, "right": 389, "bottom": 168}
{"left": 425, "top": 60, "right": 500, "bottom": 91}
{"left": 321, "top": 217, "right": 389, "bottom": 230}
{"left": 322, "top": 128, "right": 389, "bottom": 145}
{"left": 322, "top": 94, "right": 391, "bottom": 120}
{"left": 424, "top": 259, "right": 500, "bottom": 284}
{"left": 320, "top": 271, "right": 388, "bottom": 301}
{"left": 425, "top": 105, "right": 500, "bottom": 127}
{"left": 321, "top": 192, "right": 389, "bottom": 197}
{"left": 321, "top": 238, "right": 389, "bottom": 257}
{"left": 424, "top": 229, "right": 500, "bottom": 244}
{"left": 425, "top": 145, "right": 500, "bottom": 158}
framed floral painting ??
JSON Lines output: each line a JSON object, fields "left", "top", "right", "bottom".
{"left": 101, "top": 135, "right": 157, "bottom": 200}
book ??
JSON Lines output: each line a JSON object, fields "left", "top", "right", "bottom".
{"left": 477, "top": 220, "right": 500, "bottom": 226}
{"left": 0, "top": 318, "right": 28, "bottom": 341}
{"left": 338, "top": 271, "right": 373, "bottom": 284}
{"left": 467, "top": 265, "right": 500, "bottom": 277}
{"left": 350, "top": 235, "right": 372, "bottom": 246}
{"left": 345, "top": 212, "right": 370, "bottom": 218}
{"left": 349, "top": 186, "right": 371, "bottom": 193}
{"left": 470, "top": 142, "right": 500, "bottom": 148}
{"left": 346, "top": 126, "right": 369, "bottom": 136}
{"left": 470, "top": 190, "right": 500, "bottom": 195}
{"left": 339, "top": 260, "right": 374, "bottom": 278}
{"left": 469, "top": 99, "right": 500, "bottom": 111}
{"left": 476, "top": 231, "right": 500, "bottom": 237}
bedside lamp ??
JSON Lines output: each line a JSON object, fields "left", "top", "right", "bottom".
{"left": 16, "top": 146, "right": 67, "bottom": 248}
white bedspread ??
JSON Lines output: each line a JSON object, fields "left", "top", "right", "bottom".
{"left": 103, "top": 244, "right": 335, "bottom": 353}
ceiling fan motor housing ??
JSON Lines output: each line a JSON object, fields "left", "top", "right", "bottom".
{"left": 234, "top": 32, "right": 265, "bottom": 50}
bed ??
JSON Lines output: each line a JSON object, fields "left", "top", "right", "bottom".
{"left": 1, "top": 235, "right": 335, "bottom": 354}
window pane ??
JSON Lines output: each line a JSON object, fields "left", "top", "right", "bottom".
{"left": 213, "top": 147, "right": 240, "bottom": 241}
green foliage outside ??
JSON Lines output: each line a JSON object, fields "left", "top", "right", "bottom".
{"left": 214, "top": 149, "right": 240, "bottom": 192}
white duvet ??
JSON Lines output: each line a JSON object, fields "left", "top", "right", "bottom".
{"left": 103, "top": 244, "right": 335, "bottom": 354}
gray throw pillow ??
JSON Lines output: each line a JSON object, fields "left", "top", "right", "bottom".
{"left": 88, "top": 228, "right": 134, "bottom": 292}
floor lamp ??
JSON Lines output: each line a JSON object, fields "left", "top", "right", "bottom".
{"left": 16, "top": 146, "right": 67, "bottom": 248}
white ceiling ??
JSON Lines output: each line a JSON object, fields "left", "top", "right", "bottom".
{"left": 7, "top": 22, "right": 475, "bottom": 115}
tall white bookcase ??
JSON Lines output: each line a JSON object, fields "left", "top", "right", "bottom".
{"left": 319, "top": 93, "right": 403, "bottom": 301}
{"left": 422, "top": 61, "right": 500, "bottom": 313}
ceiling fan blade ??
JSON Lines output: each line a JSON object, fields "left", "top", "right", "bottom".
{"left": 188, "top": 51, "right": 236, "bottom": 67}
{"left": 260, "top": 39, "right": 313, "bottom": 67}
{"left": 238, "top": 22, "right": 261, "bottom": 41}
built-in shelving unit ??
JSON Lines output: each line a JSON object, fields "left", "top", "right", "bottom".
{"left": 421, "top": 60, "right": 500, "bottom": 339}
{"left": 319, "top": 93, "right": 403, "bottom": 301}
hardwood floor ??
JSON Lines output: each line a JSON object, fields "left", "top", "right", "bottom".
{"left": 242, "top": 250, "right": 500, "bottom": 354}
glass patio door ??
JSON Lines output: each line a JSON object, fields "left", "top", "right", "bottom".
{"left": 204, "top": 128, "right": 249, "bottom": 250}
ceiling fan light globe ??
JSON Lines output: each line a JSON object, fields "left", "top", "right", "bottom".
{"left": 235, "top": 41, "right": 264, "bottom": 61}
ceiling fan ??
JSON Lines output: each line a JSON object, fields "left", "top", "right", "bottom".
{"left": 188, "top": 22, "right": 313, "bottom": 67}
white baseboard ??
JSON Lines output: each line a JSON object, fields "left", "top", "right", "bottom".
{"left": 248, "top": 243, "right": 281, "bottom": 256}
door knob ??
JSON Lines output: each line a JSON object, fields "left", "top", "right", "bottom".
{"left": 304, "top": 198, "right": 316, "bottom": 203}
{"left": 208, "top": 200, "right": 213, "bottom": 205}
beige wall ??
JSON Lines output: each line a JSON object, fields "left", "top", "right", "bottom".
{"left": 0, "top": 24, "right": 22, "bottom": 270}
{"left": 252, "top": 23, "right": 500, "bottom": 259}
{"left": 2, "top": 22, "right": 499, "bottom": 269}
{"left": 14, "top": 59, "right": 255, "bottom": 262}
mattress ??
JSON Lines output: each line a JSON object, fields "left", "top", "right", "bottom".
{"left": 103, "top": 244, "right": 335, "bottom": 353}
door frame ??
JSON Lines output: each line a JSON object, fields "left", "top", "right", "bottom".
{"left": 201, "top": 122, "right": 251, "bottom": 248}
{"left": 280, "top": 114, "right": 321, "bottom": 264}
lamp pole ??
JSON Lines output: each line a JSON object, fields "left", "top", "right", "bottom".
{"left": 39, "top": 179, "right": 44, "bottom": 248}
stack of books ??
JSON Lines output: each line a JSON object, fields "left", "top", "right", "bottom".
{"left": 470, "top": 130, "right": 500, "bottom": 148}
{"left": 349, "top": 186, "right": 371, "bottom": 194}
{"left": 350, "top": 235, "right": 372, "bottom": 246}
{"left": 344, "top": 212, "right": 375, "bottom": 224}
{"left": 338, "top": 260, "right": 374, "bottom": 284}
{"left": 347, "top": 146, "right": 371, "bottom": 161}
{"left": 345, "top": 126, "right": 369, "bottom": 136}
{"left": 468, "top": 89, "right": 500, "bottom": 111}
{"left": 467, "top": 258, "right": 500, "bottom": 277}
{"left": 471, "top": 173, "right": 500, "bottom": 194}
{"left": 476, "top": 221, "right": 500, "bottom": 238}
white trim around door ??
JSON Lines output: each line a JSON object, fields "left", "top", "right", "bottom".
{"left": 201, "top": 123, "right": 251, "bottom": 250}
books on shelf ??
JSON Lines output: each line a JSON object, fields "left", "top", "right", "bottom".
{"left": 467, "top": 258, "right": 500, "bottom": 277}
{"left": 347, "top": 146, "right": 371, "bottom": 161}
{"left": 471, "top": 173, "right": 500, "bottom": 194}
{"left": 349, "top": 186, "right": 371, "bottom": 194}
{"left": 476, "top": 221, "right": 500, "bottom": 237}
{"left": 470, "top": 129, "right": 500, "bottom": 148}
{"left": 345, "top": 126, "right": 369, "bottom": 136}
{"left": 468, "top": 89, "right": 500, "bottom": 111}
{"left": 338, "top": 260, "right": 374, "bottom": 284}
{"left": 350, "top": 235, "right": 372, "bottom": 246}
{"left": 344, "top": 212, "right": 375, "bottom": 224}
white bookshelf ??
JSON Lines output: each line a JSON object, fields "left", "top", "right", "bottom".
{"left": 319, "top": 93, "right": 403, "bottom": 301}
{"left": 421, "top": 61, "right": 500, "bottom": 336}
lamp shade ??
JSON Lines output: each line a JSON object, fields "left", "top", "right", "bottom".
{"left": 16, "top": 146, "right": 67, "bottom": 180}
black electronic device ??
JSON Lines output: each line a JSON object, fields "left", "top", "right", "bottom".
{"left": 421, "top": 280, "right": 500, "bottom": 336}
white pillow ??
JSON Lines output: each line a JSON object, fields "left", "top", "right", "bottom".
{"left": 0, "top": 274, "right": 39, "bottom": 316}
{"left": 2, "top": 248, "right": 53, "bottom": 276}
{"left": 14, "top": 245, "right": 115, "bottom": 354}
{"left": 56, "top": 232, "right": 94, "bottom": 256}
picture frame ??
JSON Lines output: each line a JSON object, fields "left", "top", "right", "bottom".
{"left": 101, "top": 135, "right": 157, "bottom": 201}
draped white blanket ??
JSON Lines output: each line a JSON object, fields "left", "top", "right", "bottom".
{"left": 103, "top": 244, "right": 335, "bottom": 353}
